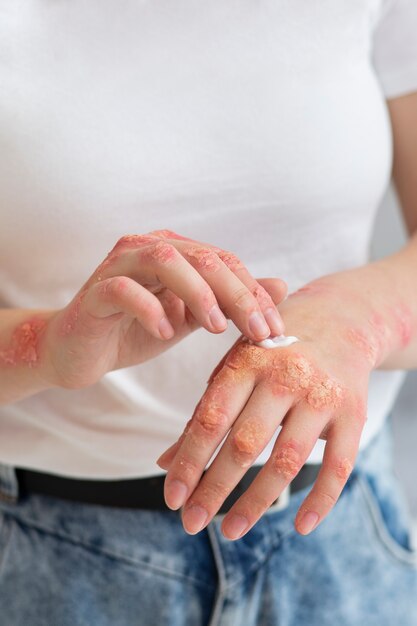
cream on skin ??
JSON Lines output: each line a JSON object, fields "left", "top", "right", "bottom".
{"left": 253, "top": 335, "right": 300, "bottom": 348}
{"left": 158, "top": 243, "right": 417, "bottom": 541}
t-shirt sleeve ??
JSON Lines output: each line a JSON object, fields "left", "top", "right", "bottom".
{"left": 372, "top": 0, "right": 417, "bottom": 99}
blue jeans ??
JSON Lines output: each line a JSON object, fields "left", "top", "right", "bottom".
{"left": 0, "top": 418, "right": 416, "bottom": 626}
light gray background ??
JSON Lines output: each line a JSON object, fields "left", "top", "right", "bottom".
{"left": 371, "top": 187, "right": 417, "bottom": 516}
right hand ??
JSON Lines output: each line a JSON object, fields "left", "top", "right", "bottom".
{"left": 42, "top": 230, "right": 287, "bottom": 389}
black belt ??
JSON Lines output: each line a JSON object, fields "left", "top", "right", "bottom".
{"left": 15, "top": 464, "right": 321, "bottom": 514}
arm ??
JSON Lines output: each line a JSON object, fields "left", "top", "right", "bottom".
{"left": 0, "top": 231, "right": 287, "bottom": 405}
{"left": 158, "top": 92, "right": 417, "bottom": 539}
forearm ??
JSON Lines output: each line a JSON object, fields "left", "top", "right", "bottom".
{"left": 374, "top": 231, "right": 417, "bottom": 368}
{"left": 283, "top": 233, "right": 417, "bottom": 371}
{"left": 0, "top": 309, "right": 56, "bottom": 405}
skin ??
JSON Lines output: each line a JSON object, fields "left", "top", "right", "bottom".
{"left": 1, "top": 91, "right": 416, "bottom": 539}
{"left": 158, "top": 92, "right": 417, "bottom": 539}
{"left": 0, "top": 230, "right": 287, "bottom": 404}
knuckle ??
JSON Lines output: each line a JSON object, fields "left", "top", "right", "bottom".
{"left": 231, "top": 286, "right": 255, "bottom": 312}
{"left": 194, "top": 405, "right": 228, "bottom": 437}
{"left": 333, "top": 457, "right": 353, "bottom": 482}
{"left": 173, "top": 455, "right": 200, "bottom": 482}
{"left": 200, "top": 287, "right": 217, "bottom": 312}
{"left": 139, "top": 241, "right": 178, "bottom": 265}
{"left": 306, "top": 377, "right": 345, "bottom": 411}
{"left": 251, "top": 284, "right": 273, "bottom": 309}
{"left": 316, "top": 489, "right": 338, "bottom": 508}
{"left": 115, "top": 233, "right": 158, "bottom": 250}
{"left": 216, "top": 250, "right": 244, "bottom": 272}
{"left": 272, "top": 440, "right": 304, "bottom": 480}
{"left": 98, "top": 276, "right": 129, "bottom": 300}
{"left": 198, "top": 480, "right": 230, "bottom": 504}
{"left": 185, "top": 247, "right": 221, "bottom": 273}
{"left": 224, "top": 342, "right": 267, "bottom": 373}
{"left": 241, "top": 492, "right": 271, "bottom": 517}
{"left": 232, "top": 418, "right": 267, "bottom": 468}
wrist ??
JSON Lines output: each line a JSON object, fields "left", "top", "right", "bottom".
{"left": 287, "top": 264, "right": 412, "bottom": 369}
{"left": 0, "top": 309, "right": 59, "bottom": 404}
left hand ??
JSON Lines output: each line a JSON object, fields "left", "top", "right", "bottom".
{"left": 157, "top": 270, "right": 406, "bottom": 540}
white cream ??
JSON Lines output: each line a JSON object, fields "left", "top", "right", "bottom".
{"left": 254, "top": 335, "right": 300, "bottom": 349}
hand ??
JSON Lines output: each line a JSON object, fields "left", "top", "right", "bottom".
{"left": 157, "top": 270, "right": 404, "bottom": 539}
{"left": 41, "top": 230, "right": 287, "bottom": 389}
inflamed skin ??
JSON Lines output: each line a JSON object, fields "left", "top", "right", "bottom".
{"left": 159, "top": 258, "right": 417, "bottom": 540}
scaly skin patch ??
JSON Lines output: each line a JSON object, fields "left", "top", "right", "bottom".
{"left": 225, "top": 342, "right": 268, "bottom": 373}
{"left": 95, "top": 234, "right": 160, "bottom": 282}
{"left": 252, "top": 285, "right": 272, "bottom": 309}
{"left": 272, "top": 353, "right": 314, "bottom": 392}
{"left": 233, "top": 418, "right": 267, "bottom": 457}
{"left": 196, "top": 405, "right": 228, "bottom": 436}
{"left": 141, "top": 241, "right": 177, "bottom": 265}
{"left": 185, "top": 247, "right": 221, "bottom": 272}
{"left": 58, "top": 290, "right": 87, "bottom": 336}
{"left": 224, "top": 344, "right": 345, "bottom": 410}
{"left": 306, "top": 378, "right": 345, "bottom": 410}
{"left": 346, "top": 328, "right": 379, "bottom": 367}
{"left": 273, "top": 440, "right": 302, "bottom": 480}
{"left": 335, "top": 458, "right": 353, "bottom": 481}
{"left": 0, "top": 317, "right": 46, "bottom": 367}
{"left": 94, "top": 251, "right": 122, "bottom": 282}
{"left": 113, "top": 234, "right": 160, "bottom": 250}
{"left": 216, "top": 250, "right": 244, "bottom": 272}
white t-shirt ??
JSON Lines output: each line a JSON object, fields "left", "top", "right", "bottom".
{"left": 0, "top": 0, "right": 416, "bottom": 478}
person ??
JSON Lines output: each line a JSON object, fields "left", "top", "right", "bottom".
{"left": 0, "top": 1, "right": 416, "bottom": 624}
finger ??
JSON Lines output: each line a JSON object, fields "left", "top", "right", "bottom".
{"left": 95, "top": 235, "right": 285, "bottom": 340}
{"left": 175, "top": 242, "right": 284, "bottom": 339}
{"left": 163, "top": 365, "right": 256, "bottom": 510}
{"left": 206, "top": 335, "right": 245, "bottom": 386}
{"left": 180, "top": 383, "right": 293, "bottom": 534}
{"left": 94, "top": 241, "right": 229, "bottom": 334}
{"left": 158, "top": 335, "right": 247, "bottom": 471}
{"left": 294, "top": 415, "right": 363, "bottom": 535}
{"left": 221, "top": 403, "right": 330, "bottom": 540}
{"left": 83, "top": 276, "right": 175, "bottom": 340}
{"left": 256, "top": 278, "right": 288, "bottom": 306}
{"left": 157, "top": 415, "right": 195, "bottom": 470}
{"left": 157, "top": 440, "right": 181, "bottom": 470}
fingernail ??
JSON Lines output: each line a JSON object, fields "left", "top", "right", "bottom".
{"left": 165, "top": 480, "right": 188, "bottom": 510}
{"left": 183, "top": 505, "right": 208, "bottom": 534}
{"left": 264, "top": 307, "right": 285, "bottom": 336}
{"left": 298, "top": 511, "right": 319, "bottom": 535}
{"left": 209, "top": 305, "right": 227, "bottom": 331}
{"left": 223, "top": 514, "right": 248, "bottom": 540}
{"left": 159, "top": 317, "right": 175, "bottom": 339}
{"left": 249, "top": 311, "right": 269, "bottom": 338}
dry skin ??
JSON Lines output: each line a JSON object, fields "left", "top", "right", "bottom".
{"left": 0, "top": 318, "right": 46, "bottom": 367}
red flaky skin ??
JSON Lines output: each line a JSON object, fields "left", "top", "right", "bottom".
{"left": 0, "top": 318, "right": 46, "bottom": 367}
{"left": 232, "top": 418, "right": 268, "bottom": 466}
{"left": 273, "top": 440, "right": 303, "bottom": 479}
{"left": 140, "top": 240, "right": 178, "bottom": 265}
{"left": 185, "top": 247, "right": 221, "bottom": 272}
{"left": 221, "top": 342, "right": 345, "bottom": 410}
{"left": 215, "top": 250, "right": 244, "bottom": 272}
